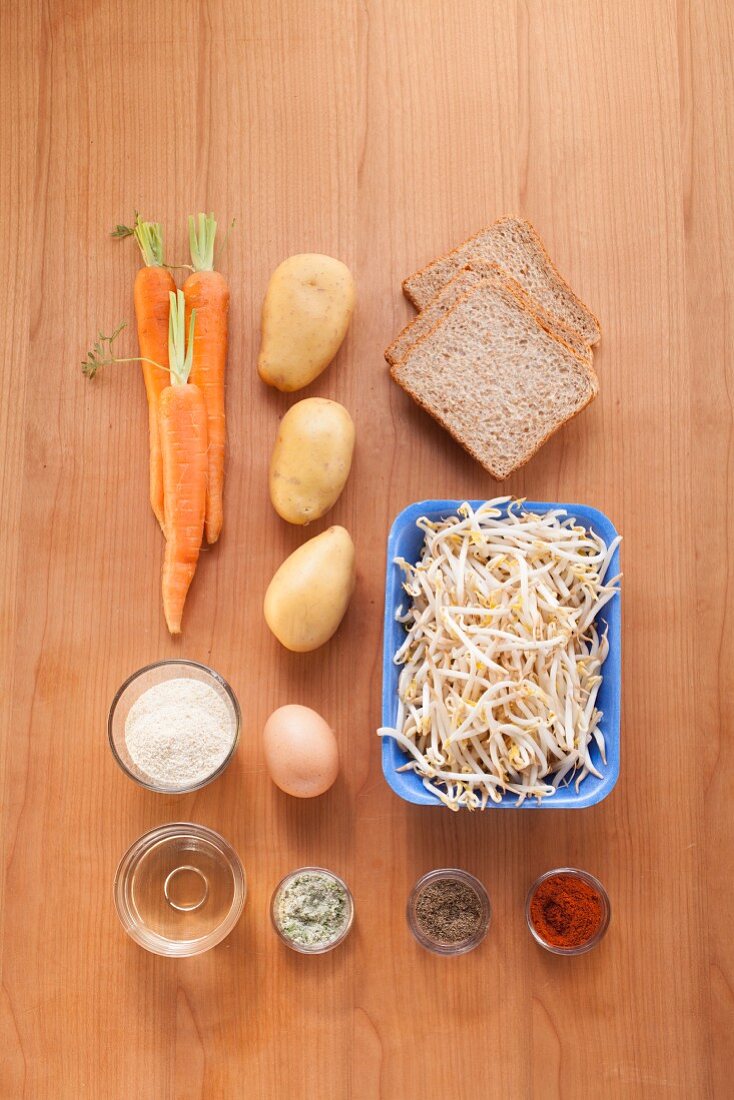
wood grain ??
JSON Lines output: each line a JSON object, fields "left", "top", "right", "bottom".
{"left": 1, "top": 1, "right": 731, "bottom": 1096}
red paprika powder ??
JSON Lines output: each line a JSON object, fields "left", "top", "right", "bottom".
{"left": 529, "top": 871, "right": 604, "bottom": 949}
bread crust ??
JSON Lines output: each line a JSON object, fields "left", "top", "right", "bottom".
{"left": 388, "top": 261, "right": 594, "bottom": 370}
{"left": 390, "top": 282, "right": 598, "bottom": 480}
{"left": 467, "top": 263, "right": 594, "bottom": 366}
{"left": 385, "top": 268, "right": 483, "bottom": 366}
{"left": 401, "top": 215, "right": 601, "bottom": 346}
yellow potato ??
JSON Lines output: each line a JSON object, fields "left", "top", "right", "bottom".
{"left": 264, "top": 526, "right": 356, "bottom": 652}
{"left": 269, "top": 398, "right": 355, "bottom": 525}
{"left": 258, "top": 253, "right": 356, "bottom": 392}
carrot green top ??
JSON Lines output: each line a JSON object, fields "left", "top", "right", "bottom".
{"left": 188, "top": 212, "right": 217, "bottom": 272}
{"left": 111, "top": 213, "right": 166, "bottom": 267}
{"left": 133, "top": 216, "right": 165, "bottom": 267}
{"left": 168, "top": 290, "right": 196, "bottom": 385}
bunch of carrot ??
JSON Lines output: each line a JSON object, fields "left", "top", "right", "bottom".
{"left": 83, "top": 213, "right": 230, "bottom": 634}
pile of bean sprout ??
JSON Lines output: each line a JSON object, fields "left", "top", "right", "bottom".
{"left": 378, "top": 499, "right": 621, "bottom": 809}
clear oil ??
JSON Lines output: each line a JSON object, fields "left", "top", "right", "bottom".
{"left": 130, "top": 835, "right": 236, "bottom": 942}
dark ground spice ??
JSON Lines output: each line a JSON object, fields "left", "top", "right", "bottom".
{"left": 529, "top": 872, "right": 604, "bottom": 948}
{"left": 414, "top": 877, "right": 483, "bottom": 945}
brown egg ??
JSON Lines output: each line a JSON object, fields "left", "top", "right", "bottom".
{"left": 262, "top": 704, "right": 339, "bottom": 798}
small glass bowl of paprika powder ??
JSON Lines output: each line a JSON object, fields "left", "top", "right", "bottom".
{"left": 526, "top": 868, "right": 610, "bottom": 956}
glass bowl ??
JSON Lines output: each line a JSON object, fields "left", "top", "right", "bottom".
{"left": 525, "top": 867, "right": 611, "bottom": 955}
{"left": 114, "top": 822, "right": 246, "bottom": 956}
{"left": 108, "top": 659, "right": 240, "bottom": 794}
{"left": 270, "top": 867, "right": 354, "bottom": 955}
{"left": 407, "top": 868, "right": 491, "bottom": 955}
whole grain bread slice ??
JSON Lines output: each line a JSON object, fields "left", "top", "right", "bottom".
{"left": 386, "top": 261, "right": 593, "bottom": 367}
{"left": 402, "top": 216, "right": 601, "bottom": 346}
{"left": 390, "top": 281, "right": 598, "bottom": 480}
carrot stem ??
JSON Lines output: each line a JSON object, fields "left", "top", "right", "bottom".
{"left": 81, "top": 322, "right": 167, "bottom": 379}
{"left": 188, "top": 213, "right": 217, "bottom": 272}
{"left": 111, "top": 214, "right": 166, "bottom": 266}
{"left": 133, "top": 217, "right": 165, "bottom": 266}
{"left": 218, "top": 218, "right": 236, "bottom": 256}
{"left": 168, "top": 290, "right": 196, "bottom": 385}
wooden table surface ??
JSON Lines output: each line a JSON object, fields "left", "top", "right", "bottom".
{"left": 2, "top": 1, "right": 732, "bottom": 1096}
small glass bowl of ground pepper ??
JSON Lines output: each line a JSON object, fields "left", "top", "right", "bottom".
{"left": 407, "top": 869, "right": 491, "bottom": 955}
{"left": 526, "top": 868, "right": 610, "bottom": 956}
{"left": 271, "top": 867, "right": 354, "bottom": 954}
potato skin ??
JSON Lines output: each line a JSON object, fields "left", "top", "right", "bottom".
{"left": 269, "top": 399, "right": 355, "bottom": 525}
{"left": 258, "top": 254, "right": 356, "bottom": 392}
{"left": 264, "top": 526, "right": 356, "bottom": 652}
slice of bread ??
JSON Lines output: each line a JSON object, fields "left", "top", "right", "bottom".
{"left": 390, "top": 281, "right": 599, "bottom": 480}
{"left": 386, "top": 261, "right": 593, "bottom": 367}
{"left": 402, "top": 217, "right": 601, "bottom": 346}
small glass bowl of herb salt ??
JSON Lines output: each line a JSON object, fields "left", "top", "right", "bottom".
{"left": 407, "top": 869, "right": 491, "bottom": 955}
{"left": 271, "top": 867, "right": 354, "bottom": 954}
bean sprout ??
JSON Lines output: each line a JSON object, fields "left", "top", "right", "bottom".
{"left": 378, "top": 499, "right": 621, "bottom": 810}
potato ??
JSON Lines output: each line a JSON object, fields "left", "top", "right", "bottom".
{"left": 258, "top": 254, "right": 355, "bottom": 392}
{"left": 264, "top": 526, "right": 356, "bottom": 652}
{"left": 269, "top": 398, "right": 355, "bottom": 525}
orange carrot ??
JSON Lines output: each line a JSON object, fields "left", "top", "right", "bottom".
{"left": 114, "top": 215, "right": 175, "bottom": 532}
{"left": 184, "top": 213, "right": 229, "bottom": 544}
{"left": 159, "top": 290, "right": 208, "bottom": 634}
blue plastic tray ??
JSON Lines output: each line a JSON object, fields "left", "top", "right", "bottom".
{"left": 380, "top": 500, "right": 621, "bottom": 809}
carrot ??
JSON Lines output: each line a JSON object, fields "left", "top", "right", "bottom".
{"left": 159, "top": 289, "right": 208, "bottom": 635}
{"left": 183, "top": 213, "right": 230, "bottom": 544}
{"left": 113, "top": 215, "right": 175, "bottom": 532}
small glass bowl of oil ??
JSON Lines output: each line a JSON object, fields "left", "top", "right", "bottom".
{"left": 114, "top": 823, "right": 246, "bottom": 956}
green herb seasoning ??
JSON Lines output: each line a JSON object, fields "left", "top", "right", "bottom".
{"left": 276, "top": 870, "right": 350, "bottom": 948}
